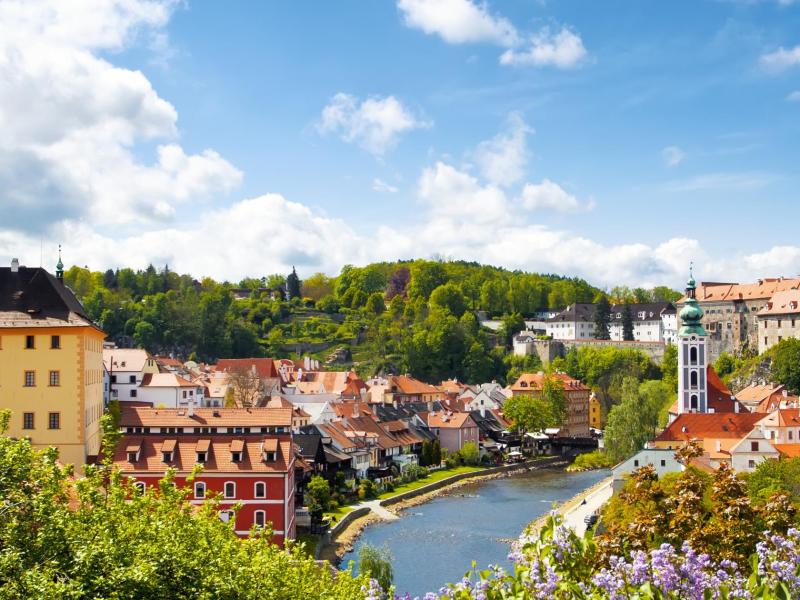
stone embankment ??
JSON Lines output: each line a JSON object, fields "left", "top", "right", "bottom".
{"left": 525, "top": 474, "right": 613, "bottom": 537}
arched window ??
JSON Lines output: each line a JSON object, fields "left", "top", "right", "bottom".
{"left": 690, "top": 371, "right": 698, "bottom": 387}
{"left": 224, "top": 481, "right": 236, "bottom": 499}
{"left": 689, "top": 346, "right": 698, "bottom": 365}
{"left": 690, "top": 395, "right": 698, "bottom": 411}
{"left": 133, "top": 481, "right": 145, "bottom": 496}
{"left": 254, "top": 510, "right": 266, "bottom": 528}
{"left": 194, "top": 481, "right": 206, "bottom": 499}
{"left": 254, "top": 482, "right": 266, "bottom": 498}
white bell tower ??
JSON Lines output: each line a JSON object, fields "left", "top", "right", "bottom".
{"left": 677, "top": 266, "right": 708, "bottom": 414}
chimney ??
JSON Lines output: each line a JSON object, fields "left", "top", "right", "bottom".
{"left": 352, "top": 402, "right": 358, "bottom": 419}
{"left": 10, "top": 258, "right": 18, "bottom": 273}
{"left": 734, "top": 401, "right": 740, "bottom": 414}
{"left": 715, "top": 439, "right": 721, "bottom": 453}
{"left": 188, "top": 399, "right": 194, "bottom": 417}
{"left": 480, "top": 406, "right": 486, "bottom": 418}
{"left": 427, "top": 400, "right": 433, "bottom": 412}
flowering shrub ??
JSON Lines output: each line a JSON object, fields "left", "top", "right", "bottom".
{"left": 369, "top": 512, "right": 800, "bottom": 600}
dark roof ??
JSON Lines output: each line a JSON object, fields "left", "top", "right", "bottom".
{"left": 0, "top": 266, "right": 92, "bottom": 324}
{"left": 293, "top": 433, "right": 323, "bottom": 459}
{"left": 548, "top": 301, "right": 674, "bottom": 324}
{"left": 548, "top": 303, "right": 596, "bottom": 323}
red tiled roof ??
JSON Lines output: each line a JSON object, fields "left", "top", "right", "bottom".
{"left": 775, "top": 444, "right": 800, "bottom": 458}
{"left": 688, "top": 278, "right": 800, "bottom": 303}
{"left": 510, "top": 372, "right": 589, "bottom": 393}
{"left": 390, "top": 375, "right": 440, "bottom": 395}
{"left": 140, "top": 373, "right": 198, "bottom": 388}
{"left": 113, "top": 435, "right": 291, "bottom": 473}
{"left": 655, "top": 412, "right": 763, "bottom": 442}
{"left": 216, "top": 358, "right": 279, "bottom": 379}
{"left": 161, "top": 438, "right": 176, "bottom": 452}
{"left": 427, "top": 411, "right": 476, "bottom": 429}
{"left": 229, "top": 439, "right": 244, "bottom": 452}
{"left": 119, "top": 405, "right": 293, "bottom": 428}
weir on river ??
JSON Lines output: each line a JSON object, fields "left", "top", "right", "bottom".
{"left": 342, "top": 468, "right": 610, "bottom": 597}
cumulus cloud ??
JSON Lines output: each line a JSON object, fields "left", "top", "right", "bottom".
{"left": 372, "top": 178, "right": 399, "bottom": 193}
{"left": 760, "top": 44, "right": 800, "bottom": 72}
{"left": 499, "top": 27, "right": 587, "bottom": 69}
{"left": 472, "top": 113, "right": 532, "bottom": 186}
{"left": 418, "top": 161, "right": 510, "bottom": 225}
{"left": 519, "top": 179, "right": 583, "bottom": 212}
{"left": 397, "top": 0, "right": 518, "bottom": 46}
{"left": 0, "top": 0, "right": 242, "bottom": 231}
{"left": 662, "top": 145, "right": 685, "bottom": 167}
{"left": 318, "top": 93, "right": 430, "bottom": 156}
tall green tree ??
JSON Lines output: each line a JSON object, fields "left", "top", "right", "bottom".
{"left": 593, "top": 294, "right": 611, "bottom": 340}
{"left": 286, "top": 267, "right": 302, "bottom": 299}
{"left": 622, "top": 302, "right": 635, "bottom": 341}
{"left": 771, "top": 338, "right": 800, "bottom": 393}
{"left": 503, "top": 394, "right": 555, "bottom": 435}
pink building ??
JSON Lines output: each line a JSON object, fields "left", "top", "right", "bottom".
{"left": 426, "top": 411, "right": 479, "bottom": 455}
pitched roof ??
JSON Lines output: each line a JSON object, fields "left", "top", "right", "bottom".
{"left": 0, "top": 266, "right": 95, "bottom": 328}
{"left": 216, "top": 358, "right": 279, "bottom": 379}
{"left": 104, "top": 348, "right": 153, "bottom": 372}
{"left": 758, "top": 289, "right": 800, "bottom": 316}
{"left": 706, "top": 366, "right": 747, "bottom": 413}
{"left": 756, "top": 409, "right": 800, "bottom": 428}
{"left": 119, "top": 405, "right": 293, "bottom": 428}
{"left": 389, "top": 375, "right": 440, "bottom": 395}
{"left": 427, "top": 411, "right": 476, "bottom": 429}
{"left": 510, "top": 372, "right": 590, "bottom": 393}
{"left": 609, "top": 302, "right": 673, "bottom": 322}
{"left": 113, "top": 435, "right": 292, "bottom": 473}
{"left": 655, "top": 412, "right": 763, "bottom": 443}
{"left": 140, "top": 373, "right": 198, "bottom": 388}
{"left": 736, "top": 383, "right": 785, "bottom": 404}
{"left": 775, "top": 444, "right": 800, "bottom": 458}
{"left": 689, "top": 278, "right": 800, "bottom": 303}
{"left": 548, "top": 303, "right": 595, "bottom": 323}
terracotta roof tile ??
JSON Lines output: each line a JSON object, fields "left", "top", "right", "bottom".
{"left": 655, "top": 412, "right": 762, "bottom": 442}
{"left": 119, "top": 405, "right": 292, "bottom": 428}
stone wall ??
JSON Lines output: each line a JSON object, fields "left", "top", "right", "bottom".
{"left": 516, "top": 338, "right": 666, "bottom": 364}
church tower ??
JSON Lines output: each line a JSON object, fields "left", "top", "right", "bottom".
{"left": 677, "top": 266, "right": 708, "bottom": 413}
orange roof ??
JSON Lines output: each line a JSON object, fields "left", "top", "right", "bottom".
{"left": 655, "top": 412, "right": 763, "bottom": 443}
{"left": 262, "top": 438, "right": 278, "bottom": 452}
{"left": 390, "top": 375, "right": 440, "bottom": 395}
{"left": 759, "top": 290, "right": 800, "bottom": 316}
{"left": 427, "top": 411, "right": 476, "bottom": 429}
{"left": 119, "top": 405, "right": 293, "bottom": 428}
{"left": 775, "top": 444, "right": 800, "bottom": 458}
{"left": 689, "top": 278, "right": 800, "bottom": 303}
{"left": 510, "top": 372, "right": 589, "bottom": 393}
{"left": 737, "top": 383, "right": 785, "bottom": 404}
{"left": 757, "top": 409, "right": 800, "bottom": 428}
{"left": 113, "top": 435, "right": 291, "bottom": 473}
{"left": 216, "top": 358, "right": 279, "bottom": 379}
{"left": 229, "top": 439, "right": 244, "bottom": 452}
{"left": 140, "top": 373, "right": 198, "bottom": 388}
{"left": 104, "top": 348, "right": 153, "bottom": 372}
{"left": 161, "top": 438, "right": 176, "bottom": 452}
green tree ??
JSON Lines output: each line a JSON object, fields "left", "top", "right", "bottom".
{"left": 541, "top": 373, "right": 567, "bottom": 425}
{"left": 306, "top": 475, "right": 331, "bottom": 513}
{"left": 365, "top": 292, "right": 385, "bottom": 315}
{"left": 407, "top": 261, "right": 447, "bottom": 301}
{"left": 432, "top": 439, "right": 442, "bottom": 465}
{"left": 358, "top": 544, "right": 393, "bottom": 592}
{"left": 286, "top": 267, "right": 302, "bottom": 299}
{"left": 593, "top": 294, "right": 611, "bottom": 340}
{"left": 661, "top": 343, "right": 678, "bottom": 392}
{"left": 499, "top": 312, "right": 525, "bottom": 347}
{"left": 133, "top": 321, "right": 156, "bottom": 349}
{"left": 604, "top": 377, "right": 655, "bottom": 462}
{"left": 771, "top": 338, "right": 800, "bottom": 393}
{"left": 429, "top": 283, "right": 467, "bottom": 318}
{"left": 503, "top": 394, "right": 555, "bottom": 434}
{"left": 621, "top": 302, "right": 634, "bottom": 341}
{"left": 459, "top": 441, "right": 480, "bottom": 466}
{"left": 714, "top": 352, "right": 737, "bottom": 378}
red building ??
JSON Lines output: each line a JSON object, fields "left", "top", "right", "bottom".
{"left": 113, "top": 405, "right": 295, "bottom": 544}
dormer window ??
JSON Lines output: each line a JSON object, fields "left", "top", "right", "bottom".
{"left": 265, "top": 451, "right": 276, "bottom": 462}
{"left": 127, "top": 451, "right": 138, "bottom": 463}
{"left": 162, "top": 451, "right": 173, "bottom": 462}
{"left": 126, "top": 441, "right": 141, "bottom": 463}
{"left": 231, "top": 451, "right": 242, "bottom": 462}
{"left": 196, "top": 451, "right": 207, "bottom": 463}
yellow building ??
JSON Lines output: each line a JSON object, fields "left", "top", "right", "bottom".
{"left": 0, "top": 258, "right": 106, "bottom": 467}
{"left": 589, "top": 393, "right": 604, "bottom": 430}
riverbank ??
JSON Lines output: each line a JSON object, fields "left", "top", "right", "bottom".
{"left": 316, "top": 456, "right": 568, "bottom": 563}
{"left": 524, "top": 473, "right": 613, "bottom": 536}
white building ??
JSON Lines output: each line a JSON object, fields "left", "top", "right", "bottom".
{"left": 544, "top": 303, "right": 596, "bottom": 340}
{"left": 676, "top": 273, "right": 709, "bottom": 414}
{"left": 612, "top": 448, "right": 684, "bottom": 491}
{"left": 138, "top": 373, "right": 205, "bottom": 408}
{"left": 104, "top": 348, "right": 159, "bottom": 402}
{"left": 544, "top": 302, "right": 675, "bottom": 343}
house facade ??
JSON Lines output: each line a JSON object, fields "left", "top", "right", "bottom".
{"left": 0, "top": 260, "right": 106, "bottom": 467}
{"left": 114, "top": 405, "right": 295, "bottom": 544}
{"left": 104, "top": 348, "right": 160, "bottom": 403}
{"left": 509, "top": 372, "right": 590, "bottom": 437}
{"left": 426, "top": 411, "right": 479, "bottom": 455}
{"left": 756, "top": 289, "right": 800, "bottom": 353}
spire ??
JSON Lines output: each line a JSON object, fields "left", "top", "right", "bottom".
{"left": 56, "top": 245, "right": 64, "bottom": 282}
{"left": 679, "top": 263, "right": 705, "bottom": 336}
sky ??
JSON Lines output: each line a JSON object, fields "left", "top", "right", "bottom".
{"left": 1, "top": 0, "right": 800, "bottom": 289}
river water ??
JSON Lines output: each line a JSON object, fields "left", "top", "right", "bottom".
{"left": 341, "top": 468, "right": 610, "bottom": 597}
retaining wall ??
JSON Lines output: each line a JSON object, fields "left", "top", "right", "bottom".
{"left": 314, "top": 507, "right": 370, "bottom": 560}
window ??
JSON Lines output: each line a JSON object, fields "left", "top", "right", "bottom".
{"left": 196, "top": 451, "right": 207, "bottom": 463}
{"left": 24, "top": 371, "right": 35, "bottom": 387}
{"left": 111, "top": 374, "right": 117, "bottom": 383}
{"left": 224, "top": 482, "right": 235, "bottom": 498}
{"left": 25, "top": 335, "right": 35, "bottom": 349}
{"left": 254, "top": 510, "right": 266, "bottom": 528}
{"left": 660, "top": 459, "right": 666, "bottom": 467}
{"left": 48, "top": 413, "right": 60, "bottom": 430}
{"left": 231, "top": 451, "right": 242, "bottom": 463}
{"left": 690, "top": 395, "right": 698, "bottom": 411}
{"left": 748, "top": 460, "right": 756, "bottom": 469}
{"left": 23, "top": 412, "right": 34, "bottom": 429}
{"left": 254, "top": 482, "right": 266, "bottom": 498}
{"left": 765, "top": 337, "right": 769, "bottom": 346}
{"left": 634, "top": 460, "right": 639, "bottom": 467}
{"left": 162, "top": 451, "right": 173, "bottom": 463}
{"left": 194, "top": 482, "right": 206, "bottom": 499}
{"left": 130, "top": 389, "right": 137, "bottom": 398}
{"left": 133, "top": 482, "right": 145, "bottom": 495}
{"left": 50, "top": 335, "right": 60, "bottom": 349}
{"left": 750, "top": 441, "right": 759, "bottom": 452}
{"left": 265, "top": 451, "right": 276, "bottom": 462}
{"left": 690, "top": 371, "right": 698, "bottom": 387}
{"left": 182, "top": 391, "right": 187, "bottom": 399}
{"left": 127, "top": 451, "right": 137, "bottom": 462}
{"left": 129, "top": 375, "right": 136, "bottom": 384}
{"left": 790, "top": 431, "right": 794, "bottom": 441}
{"left": 49, "top": 370, "right": 60, "bottom": 387}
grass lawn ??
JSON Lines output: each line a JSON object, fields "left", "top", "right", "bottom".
{"left": 323, "top": 504, "right": 355, "bottom": 521}
{"left": 377, "top": 465, "right": 485, "bottom": 500}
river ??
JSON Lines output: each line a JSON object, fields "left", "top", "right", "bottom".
{"left": 341, "top": 468, "right": 610, "bottom": 597}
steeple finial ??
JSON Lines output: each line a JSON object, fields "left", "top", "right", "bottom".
{"left": 56, "top": 245, "right": 64, "bottom": 281}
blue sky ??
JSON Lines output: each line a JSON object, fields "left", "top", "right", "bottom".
{"left": 1, "top": 0, "right": 800, "bottom": 287}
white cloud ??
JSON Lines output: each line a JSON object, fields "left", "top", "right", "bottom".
{"left": 418, "top": 161, "right": 510, "bottom": 225}
{"left": 519, "top": 179, "right": 582, "bottom": 212}
{"left": 318, "top": 93, "right": 430, "bottom": 156}
{"left": 787, "top": 90, "right": 800, "bottom": 101}
{"left": 759, "top": 45, "right": 800, "bottom": 72}
{"left": 0, "top": 0, "right": 241, "bottom": 231}
{"left": 372, "top": 178, "right": 399, "bottom": 193}
{"left": 472, "top": 113, "right": 532, "bottom": 186}
{"left": 662, "top": 145, "right": 685, "bottom": 167}
{"left": 397, "top": 0, "right": 518, "bottom": 46}
{"left": 499, "top": 27, "right": 587, "bottom": 69}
